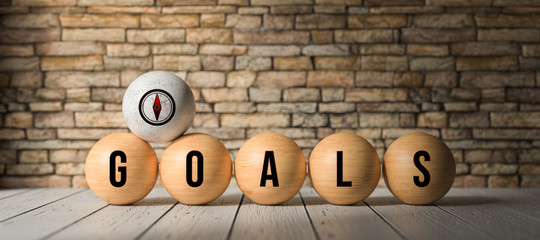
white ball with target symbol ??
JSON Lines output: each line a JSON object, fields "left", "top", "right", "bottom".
{"left": 122, "top": 71, "right": 195, "bottom": 143}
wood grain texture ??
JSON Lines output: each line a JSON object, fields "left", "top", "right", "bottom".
{"left": 85, "top": 133, "right": 158, "bottom": 205}
{"left": 301, "top": 187, "right": 402, "bottom": 240}
{"left": 309, "top": 133, "right": 380, "bottom": 205}
{"left": 139, "top": 184, "right": 243, "bottom": 240}
{"left": 49, "top": 188, "right": 176, "bottom": 240}
{"left": 160, "top": 133, "right": 232, "bottom": 205}
{"left": 0, "top": 190, "right": 108, "bottom": 239}
{"left": 0, "top": 188, "right": 81, "bottom": 222}
{"left": 229, "top": 193, "right": 316, "bottom": 240}
{"left": 235, "top": 133, "right": 306, "bottom": 205}
{"left": 383, "top": 133, "right": 455, "bottom": 205}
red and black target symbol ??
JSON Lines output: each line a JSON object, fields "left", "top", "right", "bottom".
{"left": 138, "top": 89, "right": 175, "bottom": 126}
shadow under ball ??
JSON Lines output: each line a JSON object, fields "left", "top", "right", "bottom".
{"left": 383, "top": 132, "right": 456, "bottom": 205}
{"left": 85, "top": 133, "right": 158, "bottom": 205}
{"left": 235, "top": 133, "right": 306, "bottom": 205}
{"left": 160, "top": 133, "right": 232, "bottom": 205}
{"left": 309, "top": 133, "right": 380, "bottom": 205}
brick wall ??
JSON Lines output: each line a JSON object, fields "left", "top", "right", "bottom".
{"left": 1, "top": 0, "right": 540, "bottom": 188}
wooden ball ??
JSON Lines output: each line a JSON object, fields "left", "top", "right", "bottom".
{"left": 160, "top": 133, "right": 232, "bottom": 205}
{"left": 235, "top": 133, "right": 306, "bottom": 205}
{"left": 85, "top": 133, "right": 158, "bottom": 205}
{"left": 309, "top": 133, "right": 380, "bottom": 205}
{"left": 383, "top": 133, "right": 456, "bottom": 205}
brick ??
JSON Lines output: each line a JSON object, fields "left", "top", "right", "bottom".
{"left": 491, "top": 112, "right": 540, "bottom": 127}
{"left": 382, "top": 128, "right": 440, "bottom": 139}
{"left": 249, "top": 88, "right": 281, "bottom": 102}
{"left": 226, "top": 14, "right": 261, "bottom": 28}
{"left": 19, "top": 150, "right": 47, "bottom": 163}
{"left": 104, "top": 43, "right": 149, "bottom": 57}
{"left": 162, "top": 6, "right": 237, "bottom": 14}
{"left": 48, "top": 175, "right": 71, "bottom": 187}
{"left": 356, "top": 103, "right": 419, "bottom": 112}
{"left": 0, "top": 57, "right": 39, "bottom": 71}
{"left": 292, "top": 113, "right": 328, "bottom": 127}
{"left": 441, "top": 129, "right": 471, "bottom": 140}
{"left": 257, "top": 103, "right": 317, "bottom": 113}
{"left": 330, "top": 113, "right": 359, "bottom": 128}
{"left": 399, "top": 113, "right": 414, "bottom": 127}
{"left": 453, "top": 175, "right": 485, "bottom": 187}
{"left": 201, "top": 14, "right": 225, "bottom": 27}
{"left": 0, "top": 44, "right": 33, "bottom": 56}
{"left": 234, "top": 31, "right": 310, "bottom": 44}
{"left": 465, "top": 150, "right": 516, "bottom": 163}
{"left": 414, "top": 14, "right": 473, "bottom": 28}
{"left": 27, "top": 128, "right": 56, "bottom": 140}
{"left": 257, "top": 71, "right": 306, "bottom": 88}
{"left": 215, "top": 102, "right": 255, "bottom": 113}
{"left": 362, "top": 56, "right": 408, "bottom": 71}
{"left": 153, "top": 55, "right": 201, "bottom": 71}
{"left": 523, "top": 44, "right": 540, "bottom": 57}
{"left": 460, "top": 72, "right": 534, "bottom": 88}
{"left": 72, "top": 175, "right": 88, "bottom": 188}
{"left": 394, "top": 72, "right": 423, "bottom": 88}
{"left": 427, "top": 0, "right": 491, "bottom": 6}
{"left": 187, "top": 29, "right": 232, "bottom": 44}
{"left": 252, "top": 0, "right": 311, "bottom": 5}
{"left": 202, "top": 88, "right": 248, "bottom": 102}
{"left": 104, "top": 57, "right": 151, "bottom": 70}
{"left": 283, "top": 88, "right": 320, "bottom": 102}
{"left": 520, "top": 149, "right": 540, "bottom": 163}
{"left": 75, "top": 111, "right": 124, "bottom": 128}
{"left": 127, "top": 29, "right": 185, "bottom": 43}
{"left": 36, "top": 41, "right": 105, "bottom": 56}
{"left": 521, "top": 175, "right": 540, "bottom": 187}
{"left": 78, "top": 0, "right": 153, "bottom": 6}
{"left": 5, "top": 112, "right": 33, "bottom": 128}
{"left": 157, "top": 0, "right": 216, "bottom": 4}
{"left": 263, "top": 15, "right": 293, "bottom": 29}
{"left": 357, "top": 44, "right": 405, "bottom": 55}
{"left": 1, "top": 13, "right": 58, "bottom": 28}
{"left": 471, "top": 163, "right": 518, "bottom": 175}
{"left": 335, "top": 30, "right": 394, "bottom": 43}
{"left": 456, "top": 56, "right": 518, "bottom": 71}
{"left": 488, "top": 176, "right": 518, "bottom": 188}
{"left": 349, "top": 15, "right": 407, "bottom": 28}
{"left": 274, "top": 57, "right": 313, "bottom": 70}
{"left": 445, "top": 102, "right": 477, "bottom": 111}
{"left": 365, "top": 0, "right": 423, "bottom": 5}
{"left": 478, "top": 29, "right": 540, "bottom": 42}
{"left": 417, "top": 112, "right": 447, "bottom": 128}
{"left": 508, "top": 89, "right": 540, "bottom": 103}
{"left": 360, "top": 113, "right": 398, "bottom": 128}
{"left": 192, "top": 113, "right": 219, "bottom": 128}
{"left": 407, "top": 44, "right": 449, "bottom": 56}
{"left": 55, "top": 163, "right": 84, "bottom": 175}
{"left": 452, "top": 42, "right": 520, "bottom": 56}
{"left": 41, "top": 56, "right": 102, "bottom": 71}
{"left": 311, "top": 30, "right": 333, "bottom": 44}
{"left": 236, "top": 56, "right": 271, "bottom": 71}
{"left": 296, "top": 14, "right": 345, "bottom": 29}
{"left": 60, "top": 14, "right": 138, "bottom": 28}
{"left": 346, "top": 88, "right": 408, "bottom": 102}
{"left": 238, "top": 6, "right": 267, "bottom": 14}
{"left": 141, "top": 14, "right": 199, "bottom": 28}
{"left": 199, "top": 44, "right": 246, "bottom": 55}
{"left": 29, "top": 102, "right": 62, "bottom": 111}
{"left": 50, "top": 149, "right": 88, "bottom": 163}
{"left": 302, "top": 44, "right": 349, "bottom": 56}
{"left": 248, "top": 45, "right": 300, "bottom": 57}
{"left": 34, "top": 112, "right": 73, "bottom": 128}
{"left": 45, "top": 71, "right": 119, "bottom": 88}
{"left": 480, "top": 103, "right": 517, "bottom": 112}
{"left": 227, "top": 71, "right": 256, "bottom": 87}
{"left": 35, "top": 88, "right": 65, "bottom": 100}
{"left": 202, "top": 56, "right": 234, "bottom": 70}
{"left": 91, "top": 88, "right": 125, "bottom": 103}
{"left": 0, "top": 29, "right": 60, "bottom": 43}
{"left": 401, "top": 28, "right": 475, "bottom": 43}
{"left": 63, "top": 28, "right": 124, "bottom": 42}
{"left": 152, "top": 44, "right": 198, "bottom": 55}
{"left": 221, "top": 113, "right": 289, "bottom": 127}
{"left": 11, "top": 72, "right": 42, "bottom": 88}
{"left": 247, "top": 128, "right": 314, "bottom": 139}
{"left": 88, "top": 6, "right": 159, "bottom": 14}
{"left": 30, "top": 7, "right": 85, "bottom": 13}
{"left": 520, "top": 164, "right": 540, "bottom": 175}
{"left": 370, "top": 6, "right": 443, "bottom": 14}
{"left": 520, "top": 57, "right": 540, "bottom": 70}
{"left": 355, "top": 71, "right": 393, "bottom": 87}
{"left": 271, "top": 5, "right": 311, "bottom": 14}
{"left": 12, "top": 0, "right": 76, "bottom": 6}
{"left": 7, "top": 164, "right": 54, "bottom": 175}
{"left": 186, "top": 71, "right": 225, "bottom": 88}
{"left": 476, "top": 14, "right": 540, "bottom": 28}
{"left": 319, "top": 103, "right": 355, "bottom": 113}
{"left": 0, "top": 129, "right": 25, "bottom": 140}
{"left": 449, "top": 112, "right": 489, "bottom": 128}
{"left": 307, "top": 71, "right": 354, "bottom": 87}
{"left": 410, "top": 57, "right": 454, "bottom": 71}
{"left": 0, "top": 150, "right": 17, "bottom": 164}
{"left": 314, "top": 57, "right": 359, "bottom": 70}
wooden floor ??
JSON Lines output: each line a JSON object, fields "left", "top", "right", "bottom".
{"left": 1, "top": 180, "right": 540, "bottom": 240}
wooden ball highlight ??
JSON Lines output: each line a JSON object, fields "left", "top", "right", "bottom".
{"left": 235, "top": 133, "right": 306, "bottom": 205}
{"left": 85, "top": 133, "right": 158, "bottom": 205}
{"left": 160, "top": 133, "right": 232, "bottom": 205}
{"left": 309, "top": 133, "right": 380, "bottom": 205}
{"left": 383, "top": 132, "right": 455, "bottom": 205}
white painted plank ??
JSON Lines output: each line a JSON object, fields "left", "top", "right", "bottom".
{"left": 230, "top": 193, "right": 317, "bottom": 240}
{"left": 365, "top": 188, "right": 493, "bottom": 240}
{"left": 0, "top": 189, "right": 30, "bottom": 200}
{"left": 0, "top": 188, "right": 82, "bottom": 222}
{"left": 436, "top": 188, "right": 540, "bottom": 240}
{"left": 140, "top": 185, "right": 243, "bottom": 240}
{"left": 49, "top": 188, "right": 176, "bottom": 240}
{"left": 0, "top": 190, "right": 108, "bottom": 239}
{"left": 301, "top": 187, "right": 403, "bottom": 240}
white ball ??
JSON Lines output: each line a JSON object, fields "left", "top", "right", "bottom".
{"left": 122, "top": 71, "right": 195, "bottom": 143}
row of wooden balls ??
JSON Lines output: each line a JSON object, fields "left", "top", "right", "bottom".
{"left": 85, "top": 132, "right": 455, "bottom": 206}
